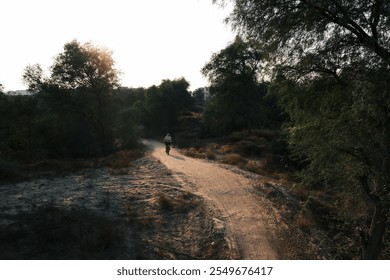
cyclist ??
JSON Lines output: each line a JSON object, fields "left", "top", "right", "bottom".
{"left": 163, "top": 133, "right": 172, "bottom": 154}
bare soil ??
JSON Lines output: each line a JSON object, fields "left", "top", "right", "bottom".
{"left": 147, "top": 139, "right": 278, "bottom": 259}
{"left": 0, "top": 140, "right": 329, "bottom": 259}
{"left": 0, "top": 151, "right": 230, "bottom": 259}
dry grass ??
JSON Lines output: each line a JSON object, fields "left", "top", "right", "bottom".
{"left": 205, "top": 147, "right": 217, "bottom": 160}
{"left": 157, "top": 195, "right": 175, "bottom": 212}
{"left": 294, "top": 213, "right": 314, "bottom": 232}
{"left": 244, "top": 160, "right": 267, "bottom": 175}
{"left": 183, "top": 147, "right": 205, "bottom": 159}
{"left": 93, "top": 149, "right": 143, "bottom": 169}
{"left": 0, "top": 206, "right": 131, "bottom": 259}
{"left": 157, "top": 192, "right": 202, "bottom": 214}
{"left": 179, "top": 129, "right": 288, "bottom": 180}
{"left": 0, "top": 149, "right": 144, "bottom": 184}
{"left": 221, "top": 153, "right": 247, "bottom": 166}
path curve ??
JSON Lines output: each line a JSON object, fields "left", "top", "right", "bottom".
{"left": 144, "top": 139, "right": 278, "bottom": 260}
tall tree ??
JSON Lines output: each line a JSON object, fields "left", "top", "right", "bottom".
{"left": 217, "top": 0, "right": 390, "bottom": 78}
{"left": 23, "top": 40, "right": 121, "bottom": 155}
{"left": 272, "top": 68, "right": 390, "bottom": 259}
{"left": 22, "top": 64, "right": 45, "bottom": 93}
{"left": 139, "top": 78, "right": 192, "bottom": 136}
{"left": 202, "top": 36, "right": 271, "bottom": 134}
{"left": 218, "top": 0, "right": 390, "bottom": 258}
{"left": 51, "top": 40, "right": 120, "bottom": 153}
{"left": 50, "top": 40, "right": 119, "bottom": 90}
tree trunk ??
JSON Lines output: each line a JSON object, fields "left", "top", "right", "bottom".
{"left": 360, "top": 175, "right": 389, "bottom": 259}
{"left": 362, "top": 201, "right": 388, "bottom": 259}
{"left": 95, "top": 90, "right": 106, "bottom": 154}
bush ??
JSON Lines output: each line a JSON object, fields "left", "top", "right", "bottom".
{"left": 221, "top": 153, "right": 246, "bottom": 165}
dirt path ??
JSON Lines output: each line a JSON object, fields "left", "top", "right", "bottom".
{"left": 145, "top": 139, "right": 278, "bottom": 259}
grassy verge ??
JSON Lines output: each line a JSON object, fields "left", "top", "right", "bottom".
{"left": 179, "top": 129, "right": 292, "bottom": 181}
{"left": 0, "top": 149, "right": 145, "bottom": 183}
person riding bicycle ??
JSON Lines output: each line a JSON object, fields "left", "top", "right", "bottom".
{"left": 163, "top": 133, "right": 172, "bottom": 154}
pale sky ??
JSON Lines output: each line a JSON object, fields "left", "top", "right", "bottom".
{"left": 0, "top": 0, "right": 235, "bottom": 91}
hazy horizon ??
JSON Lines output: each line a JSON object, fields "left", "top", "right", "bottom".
{"left": 1, "top": 0, "right": 235, "bottom": 92}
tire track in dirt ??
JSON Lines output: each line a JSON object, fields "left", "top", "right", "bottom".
{"left": 144, "top": 139, "right": 278, "bottom": 259}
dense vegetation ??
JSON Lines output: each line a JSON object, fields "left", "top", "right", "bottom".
{"left": 1, "top": 0, "right": 389, "bottom": 259}
{"left": 215, "top": 0, "right": 390, "bottom": 259}
{"left": 0, "top": 41, "right": 193, "bottom": 161}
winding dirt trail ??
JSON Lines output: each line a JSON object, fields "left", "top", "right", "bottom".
{"left": 145, "top": 139, "right": 278, "bottom": 259}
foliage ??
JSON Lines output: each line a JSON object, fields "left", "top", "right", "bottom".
{"left": 50, "top": 40, "right": 119, "bottom": 90}
{"left": 191, "top": 87, "right": 208, "bottom": 109}
{"left": 202, "top": 36, "right": 280, "bottom": 135}
{"left": 219, "top": 0, "right": 390, "bottom": 259}
{"left": 136, "top": 78, "right": 193, "bottom": 136}
{"left": 0, "top": 40, "right": 141, "bottom": 160}
{"left": 218, "top": 0, "right": 390, "bottom": 76}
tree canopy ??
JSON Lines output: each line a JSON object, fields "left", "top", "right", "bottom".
{"left": 135, "top": 78, "right": 193, "bottom": 136}
{"left": 202, "top": 36, "right": 279, "bottom": 134}
{"left": 217, "top": 0, "right": 390, "bottom": 79}
{"left": 50, "top": 40, "right": 120, "bottom": 90}
{"left": 217, "top": 0, "right": 390, "bottom": 259}
{"left": 12, "top": 40, "right": 133, "bottom": 158}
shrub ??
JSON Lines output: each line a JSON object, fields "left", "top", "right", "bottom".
{"left": 221, "top": 153, "right": 246, "bottom": 165}
{"left": 205, "top": 147, "right": 217, "bottom": 160}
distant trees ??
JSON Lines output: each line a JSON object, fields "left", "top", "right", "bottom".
{"left": 191, "top": 87, "right": 208, "bottom": 109}
{"left": 219, "top": 0, "right": 390, "bottom": 258}
{"left": 202, "top": 36, "right": 280, "bottom": 135}
{"left": 133, "top": 78, "right": 193, "bottom": 136}
{"left": 0, "top": 40, "right": 139, "bottom": 160}
{"left": 1, "top": 44, "right": 194, "bottom": 161}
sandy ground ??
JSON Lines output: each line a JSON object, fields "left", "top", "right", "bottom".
{"left": 1, "top": 140, "right": 317, "bottom": 259}
{"left": 146, "top": 139, "right": 278, "bottom": 259}
{"left": 0, "top": 152, "right": 232, "bottom": 259}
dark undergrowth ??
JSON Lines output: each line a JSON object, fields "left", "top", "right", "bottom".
{"left": 0, "top": 149, "right": 145, "bottom": 184}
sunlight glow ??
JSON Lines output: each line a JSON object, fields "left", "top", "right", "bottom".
{"left": 0, "top": 0, "right": 234, "bottom": 91}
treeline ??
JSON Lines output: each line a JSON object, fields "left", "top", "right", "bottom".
{"left": 0, "top": 38, "right": 280, "bottom": 160}
{"left": 0, "top": 40, "right": 195, "bottom": 160}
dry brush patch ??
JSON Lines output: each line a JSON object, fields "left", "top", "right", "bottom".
{"left": 255, "top": 180, "right": 390, "bottom": 259}
{"left": 0, "top": 206, "right": 132, "bottom": 259}
{"left": 0, "top": 155, "right": 231, "bottom": 260}
{"left": 0, "top": 149, "right": 144, "bottom": 184}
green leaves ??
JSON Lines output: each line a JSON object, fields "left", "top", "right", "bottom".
{"left": 226, "top": 0, "right": 390, "bottom": 78}
{"left": 201, "top": 36, "right": 276, "bottom": 135}
{"left": 50, "top": 40, "right": 119, "bottom": 90}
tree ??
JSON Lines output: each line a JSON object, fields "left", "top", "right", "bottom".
{"left": 202, "top": 36, "right": 273, "bottom": 134}
{"left": 50, "top": 40, "right": 120, "bottom": 153}
{"left": 218, "top": 0, "right": 390, "bottom": 258}
{"left": 21, "top": 40, "right": 126, "bottom": 157}
{"left": 136, "top": 78, "right": 192, "bottom": 136}
{"left": 272, "top": 68, "right": 390, "bottom": 259}
{"left": 217, "top": 0, "right": 390, "bottom": 78}
{"left": 50, "top": 40, "right": 119, "bottom": 90}
{"left": 191, "top": 87, "right": 208, "bottom": 109}
{"left": 22, "top": 64, "right": 45, "bottom": 93}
